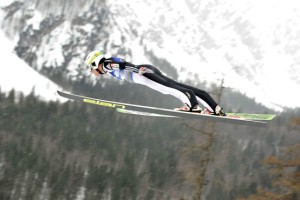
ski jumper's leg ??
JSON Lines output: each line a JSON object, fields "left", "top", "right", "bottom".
{"left": 136, "top": 65, "right": 217, "bottom": 112}
{"left": 132, "top": 65, "right": 199, "bottom": 108}
{"left": 161, "top": 76, "right": 217, "bottom": 112}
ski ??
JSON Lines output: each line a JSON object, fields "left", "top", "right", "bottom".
{"left": 57, "top": 90, "right": 274, "bottom": 127}
{"left": 116, "top": 108, "right": 276, "bottom": 121}
{"left": 116, "top": 108, "right": 178, "bottom": 118}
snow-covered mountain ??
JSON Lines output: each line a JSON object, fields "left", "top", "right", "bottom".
{"left": 0, "top": 30, "right": 63, "bottom": 102}
{"left": 108, "top": 0, "right": 300, "bottom": 111}
{"left": 1, "top": 0, "right": 300, "bottom": 110}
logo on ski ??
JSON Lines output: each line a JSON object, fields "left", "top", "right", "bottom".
{"left": 83, "top": 99, "right": 126, "bottom": 109}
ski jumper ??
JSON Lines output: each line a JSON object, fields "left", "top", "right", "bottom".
{"left": 101, "top": 57, "right": 218, "bottom": 113}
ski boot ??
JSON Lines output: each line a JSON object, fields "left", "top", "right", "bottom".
{"left": 214, "top": 105, "right": 226, "bottom": 116}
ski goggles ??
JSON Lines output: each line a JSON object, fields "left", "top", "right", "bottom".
{"left": 89, "top": 57, "right": 106, "bottom": 71}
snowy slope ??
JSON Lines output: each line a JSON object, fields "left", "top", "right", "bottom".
{"left": 0, "top": 30, "right": 64, "bottom": 102}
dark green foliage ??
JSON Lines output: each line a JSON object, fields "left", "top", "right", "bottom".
{"left": 0, "top": 81, "right": 299, "bottom": 200}
{"left": 0, "top": 88, "right": 184, "bottom": 199}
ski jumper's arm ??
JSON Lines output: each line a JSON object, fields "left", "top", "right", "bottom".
{"left": 101, "top": 57, "right": 128, "bottom": 73}
{"left": 101, "top": 57, "right": 137, "bottom": 81}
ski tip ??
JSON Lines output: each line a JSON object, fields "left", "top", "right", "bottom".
{"left": 57, "top": 90, "right": 65, "bottom": 97}
{"left": 57, "top": 90, "right": 70, "bottom": 99}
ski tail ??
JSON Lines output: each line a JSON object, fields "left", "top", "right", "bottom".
{"left": 226, "top": 113, "right": 276, "bottom": 121}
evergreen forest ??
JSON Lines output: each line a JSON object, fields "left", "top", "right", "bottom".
{"left": 0, "top": 77, "right": 299, "bottom": 199}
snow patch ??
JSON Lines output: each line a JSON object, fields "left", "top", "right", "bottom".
{"left": 0, "top": 30, "right": 65, "bottom": 102}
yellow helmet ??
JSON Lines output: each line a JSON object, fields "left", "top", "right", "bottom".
{"left": 85, "top": 50, "right": 105, "bottom": 69}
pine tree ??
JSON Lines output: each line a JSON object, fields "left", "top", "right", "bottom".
{"left": 242, "top": 144, "right": 300, "bottom": 200}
